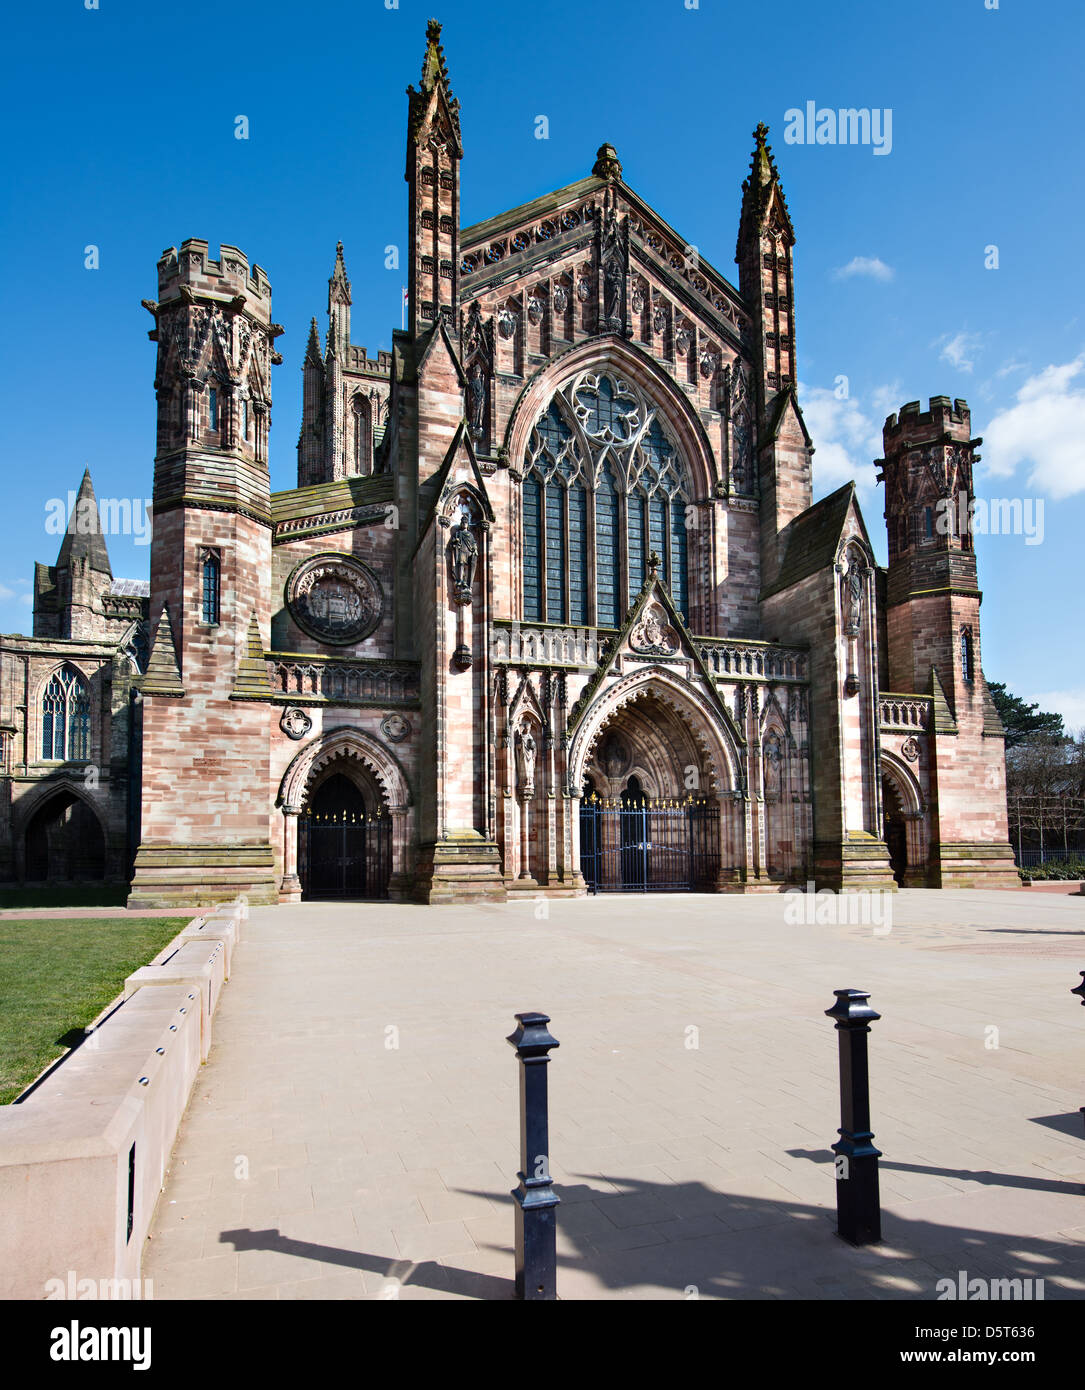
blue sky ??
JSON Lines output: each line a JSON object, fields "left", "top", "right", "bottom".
{"left": 1, "top": 0, "right": 1082, "bottom": 725}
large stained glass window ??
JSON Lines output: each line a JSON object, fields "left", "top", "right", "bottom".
{"left": 522, "top": 373, "right": 691, "bottom": 628}
{"left": 41, "top": 665, "right": 91, "bottom": 762}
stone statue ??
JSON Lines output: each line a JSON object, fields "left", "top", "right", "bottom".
{"left": 449, "top": 514, "right": 478, "bottom": 600}
{"left": 466, "top": 361, "right": 485, "bottom": 438}
{"left": 516, "top": 727, "right": 537, "bottom": 795}
{"left": 845, "top": 560, "right": 864, "bottom": 635}
{"left": 604, "top": 255, "right": 623, "bottom": 323}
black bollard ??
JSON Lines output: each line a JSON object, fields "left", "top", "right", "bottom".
{"left": 1072, "top": 973, "right": 1085, "bottom": 1136}
{"left": 507, "top": 1011, "right": 560, "bottom": 1300}
{"left": 825, "top": 987, "right": 882, "bottom": 1246}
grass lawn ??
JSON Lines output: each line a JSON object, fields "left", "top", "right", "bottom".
{"left": 0, "top": 917, "right": 190, "bottom": 1104}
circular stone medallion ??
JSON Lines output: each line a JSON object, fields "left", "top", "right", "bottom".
{"left": 285, "top": 553, "right": 383, "bottom": 646}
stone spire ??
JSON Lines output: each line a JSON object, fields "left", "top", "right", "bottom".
{"left": 56, "top": 469, "right": 112, "bottom": 578}
{"left": 736, "top": 122, "right": 794, "bottom": 256}
{"left": 405, "top": 20, "right": 463, "bottom": 337}
{"left": 304, "top": 316, "right": 323, "bottom": 367}
{"left": 328, "top": 242, "right": 351, "bottom": 353}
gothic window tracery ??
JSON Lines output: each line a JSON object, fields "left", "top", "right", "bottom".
{"left": 522, "top": 372, "right": 691, "bottom": 627}
{"left": 41, "top": 665, "right": 91, "bottom": 762}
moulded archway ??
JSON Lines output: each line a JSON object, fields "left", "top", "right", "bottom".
{"left": 22, "top": 786, "right": 106, "bottom": 882}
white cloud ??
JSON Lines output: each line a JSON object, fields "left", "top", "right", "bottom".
{"left": 1031, "top": 688, "right": 1085, "bottom": 735}
{"left": 832, "top": 256, "right": 894, "bottom": 283}
{"left": 982, "top": 354, "right": 1085, "bottom": 498}
{"left": 797, "top": 382, "right": 887, "bottom": 500}
{"left": 936, "top": 331, "right": 983, "bottom": 373}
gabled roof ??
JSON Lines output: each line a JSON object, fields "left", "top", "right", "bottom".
{"left": 460, "top": 153, "right": 743, "bottom": 309}
{"left": 761, "top": 483, "right": 858, "bottom": 599}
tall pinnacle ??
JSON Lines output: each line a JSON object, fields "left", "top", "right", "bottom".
{"left": 329, "top": 240, "right": 351, "bottom": 306}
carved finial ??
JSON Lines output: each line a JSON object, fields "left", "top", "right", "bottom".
{"left": 754, "top": 121, "right": 770, "bottom": 147}
{"left": 647, "top": 550, "right": 661, "bottom": 574}
{"left": 592, "top": 142, "right": 623, "bottom": 182}
{"left": 426, "top": 17, "right": 442, "bottom": 42}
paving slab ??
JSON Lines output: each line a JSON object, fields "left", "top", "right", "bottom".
{"left": 142, "top": 889, "right": 1085, "bottom": 1299}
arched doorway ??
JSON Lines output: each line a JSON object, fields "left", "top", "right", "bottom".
{"left": 882, "top": 774, "right": 908, "bottom": 887}
{"left": 298, "top": 761, "right": 391, "bottom": 899}
{"left": 24, "top": 790, "right": 105, "bottom": 882}
{"left": 575, "top": 684, "right": 732, "bottom": 892}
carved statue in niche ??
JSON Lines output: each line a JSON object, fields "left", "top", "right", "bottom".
{"left": 604, "top": 255, "right": 623, "bottom": 323}
{"left": 844, "top": 556, "right": 865, "bottom": 636}
{"left": 448, "top": 511, "right": 478, "bottom": 602}
{"left": 466, "top": 360, "right": 486, "bottom": 439}
{"left": 600, "top": 211, "right": 626, "bottom": 328}
{"left": 516, "top": 726, "right": 537, "bottom": 796}
{"left": 764, "top": 732, "right": 782, "bottom": 798}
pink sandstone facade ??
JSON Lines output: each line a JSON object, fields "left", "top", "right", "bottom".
{"left": 0, "top": 22, "right": 1018, "bottom": 905}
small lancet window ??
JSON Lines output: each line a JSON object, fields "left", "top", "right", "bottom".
{"left": 201, "top": 550, "right": 221, "bottom": 626}
{"left": 208, "top": 387, "right": 219, "bottom": 432}
{"left": 961, "top": 628, "right": 975, "bottom": 684}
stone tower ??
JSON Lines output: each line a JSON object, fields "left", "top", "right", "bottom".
{"left": 879, "top": 397, "right": 1018, "bottom": 886}
{"left": 395, "top": 21, "right": 503, "bottom": 901}
{"left": 33, "top": 470, "right": 113, "bottom": 640}
{"left": 128, "top": 240, "right": 282, "bottom": 907}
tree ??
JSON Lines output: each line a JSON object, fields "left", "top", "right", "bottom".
{"left": 986, "top": 681, "right": 1065, "bottom": 749}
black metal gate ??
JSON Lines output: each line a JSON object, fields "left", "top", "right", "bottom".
{"left": 298, "top": 809, "right": 392, "bottom": 900}
{"left": 579, "top": 795, "right": 720, "bottom": 893}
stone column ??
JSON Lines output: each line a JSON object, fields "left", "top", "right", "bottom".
{"left": 387, "top": 804, "right": 412, "bottom": 900}
{"left": 279, "top": 806, "right": 301, "bottom": 902}
{"left": 518, "top": 794, "right": 532, "bottom": 880}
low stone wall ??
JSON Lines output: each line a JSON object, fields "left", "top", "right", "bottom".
{"left": 0, "top": 899, "right": 247, "bottom": 1300}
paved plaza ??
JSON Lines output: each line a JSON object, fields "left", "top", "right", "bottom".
{"left": 142, "top": 888, "right": 1085, "bottom": 1300}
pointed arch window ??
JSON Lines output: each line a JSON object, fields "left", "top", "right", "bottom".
{"left": 522, "top": 375, "right": 691, "bottom": 628}
{"left": 201, "top": 549, "right": 221, "bottom": 626}
{"left": 208, "top": 387, "right": 219, "bottom": 433}
{"left": 352, "top": 395, "right": 372, "bottom": 475}
{"left": 42, "top": 665, "right": 91, "bottom": 762}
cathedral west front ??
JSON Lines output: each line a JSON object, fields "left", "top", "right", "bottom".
{"left": 0, "top": 21, "right": 1019, "bottom": 906}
